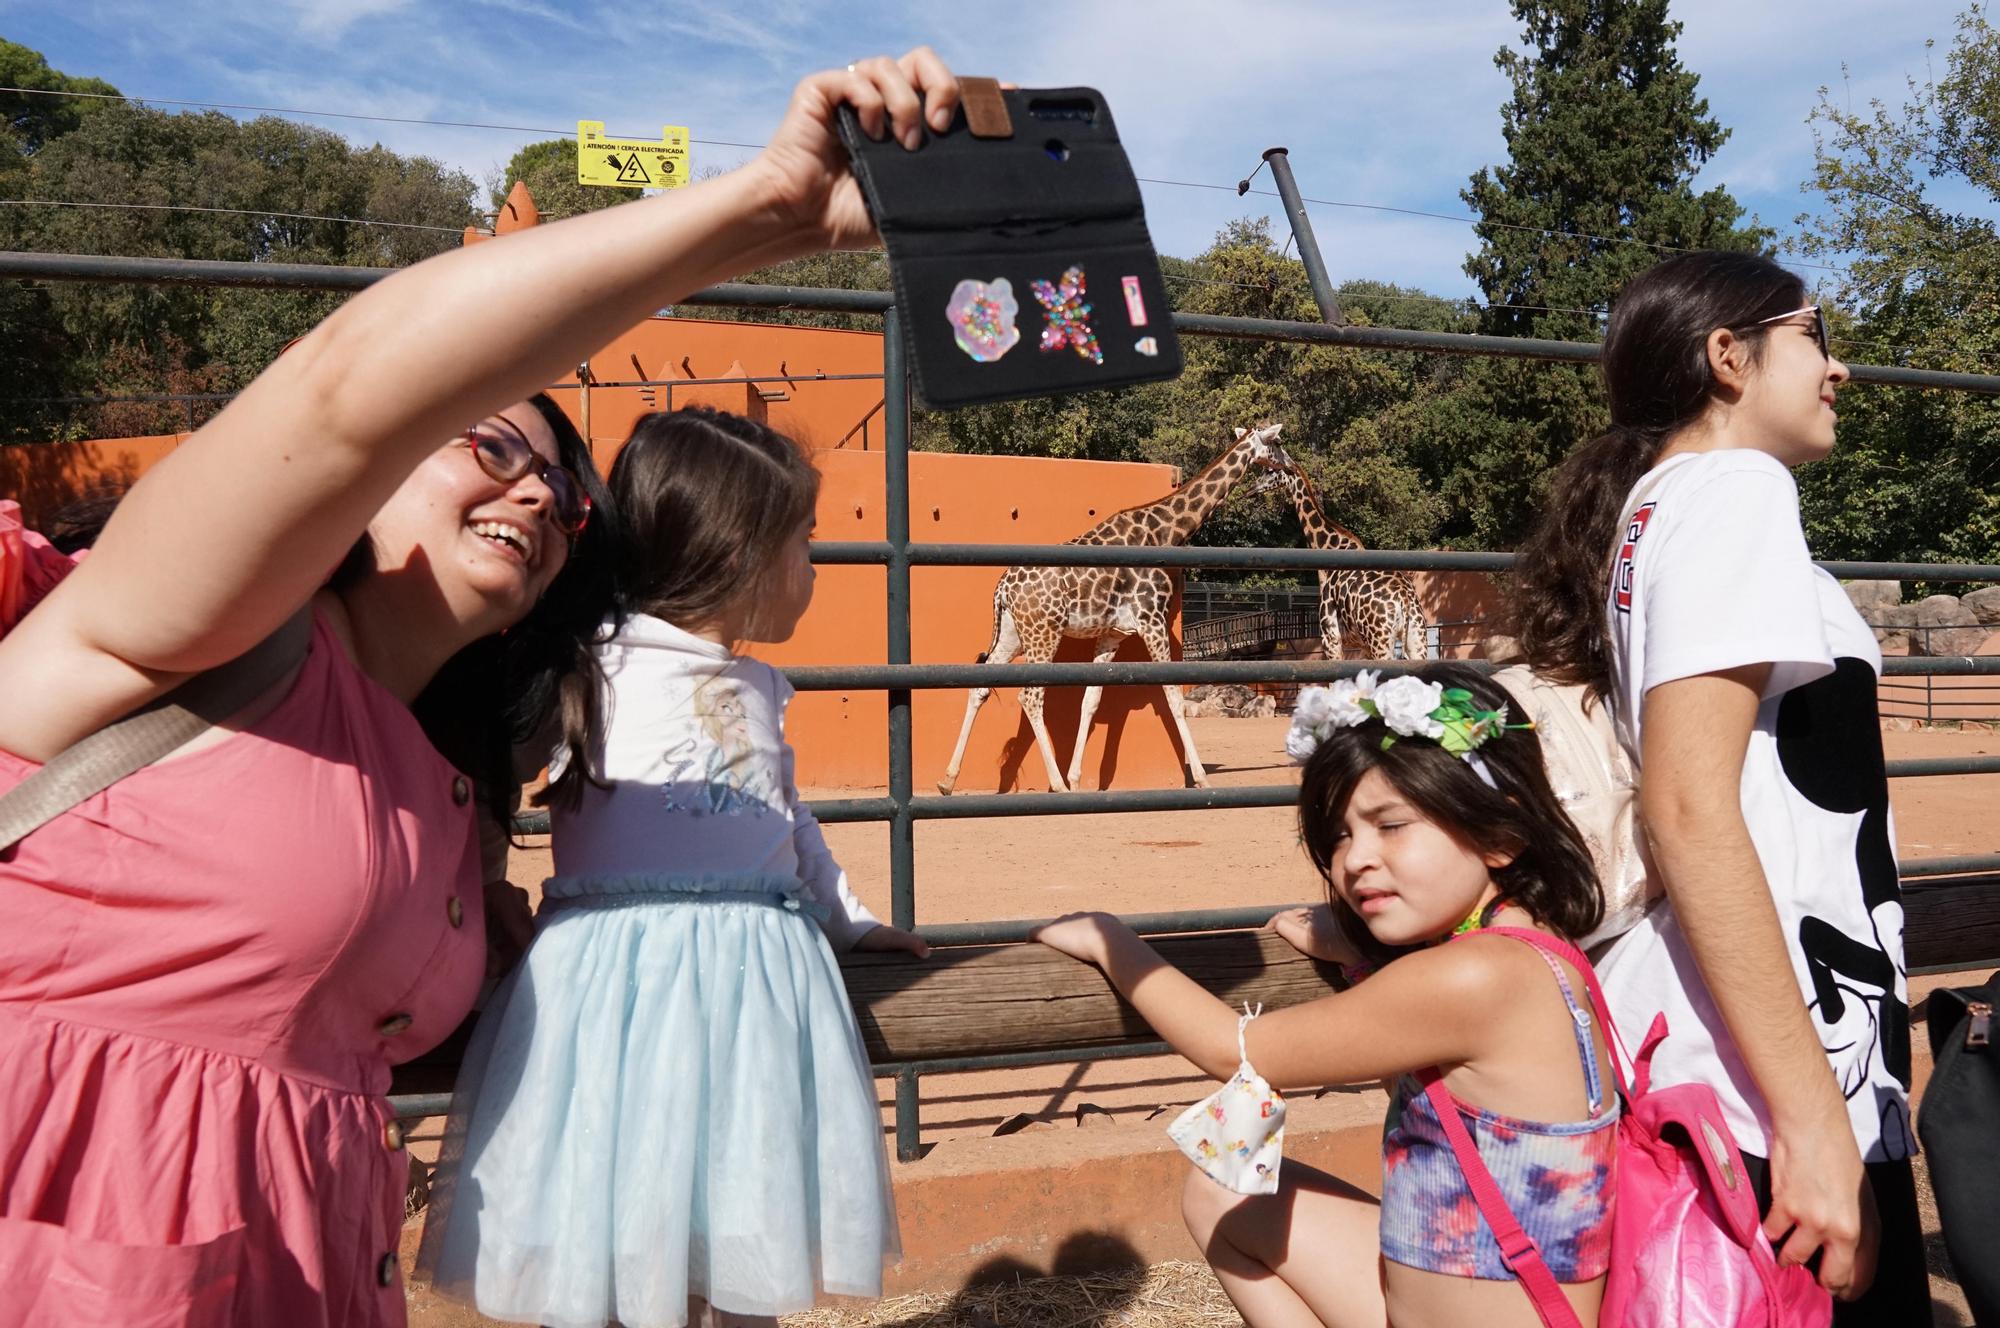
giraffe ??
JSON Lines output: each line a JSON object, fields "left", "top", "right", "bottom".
{"left": 936, "top": 423, "right": 1293, "bottom": 795}
{"left": 1262, "top": 448, "right": 1428, "bottom": 662}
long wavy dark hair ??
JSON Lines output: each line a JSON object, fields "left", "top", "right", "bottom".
{"left": 539, "top": 406, "right": 821, "bottom": 810}
{"left": 1510, "top": 251, "right": 1805, "bottom": 699}
{"left": 331, "top": 392, "right": 618, "bottom": 823}
{"left": 1296, "top": 664, "right": 1603, "bottom": 968}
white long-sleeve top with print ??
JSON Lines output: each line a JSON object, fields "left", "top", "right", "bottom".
{"left": 547, "top": 612, "right": 881, "bottom": 950}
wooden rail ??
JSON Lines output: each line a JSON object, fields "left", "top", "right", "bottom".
{"left": 843, "top": 930, "right": 1340, "bottom": 1062}
{"left": 389, "top": 884, "right": 1999, "bottom": 1101}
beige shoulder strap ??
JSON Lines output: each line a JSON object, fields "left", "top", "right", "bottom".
{"left": 0, "top": 610, "right": 314, "bottom": 852}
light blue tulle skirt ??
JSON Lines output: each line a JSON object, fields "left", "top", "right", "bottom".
{"left": 415, "top": 874, "right": 898, "bottom": 1328}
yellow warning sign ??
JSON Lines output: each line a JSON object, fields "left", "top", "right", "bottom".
{"left": 576, "top": 121, "right": 691, "bottom": 190}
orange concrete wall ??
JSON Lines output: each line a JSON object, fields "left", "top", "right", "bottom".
{"left": 561, "top": 315, "right": 888, "bottom": 466}
{"left": 754, "top": 449, "right": 1192, "bottom": 792}
{"left": 0, "top": 432, "right": 185, "bottom": 527}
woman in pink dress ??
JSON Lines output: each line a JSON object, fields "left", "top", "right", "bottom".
{"left": 0, "top": 50, "right": 962, "bottom": 1327}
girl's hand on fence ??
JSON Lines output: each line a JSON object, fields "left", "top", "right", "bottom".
{"left": 750, "top": 47, "right": 960, "bottom": 251}
{"left": 1267, "top": 905, "right": 1352, "bottom": 965}
{"left": 1030, "top": 911, "right": 1131, "bottom": 968}
{"left": 853, "top": 924, "right": 932, "bottom": 959}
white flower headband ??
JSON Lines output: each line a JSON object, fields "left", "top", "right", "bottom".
{"left": 1286, "top": 671, "right": 1527, "bottom": 784}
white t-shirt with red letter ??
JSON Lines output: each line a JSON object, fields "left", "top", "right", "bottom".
{"left": 1599, "top": 448, "right": 1912, "bottom": 1162}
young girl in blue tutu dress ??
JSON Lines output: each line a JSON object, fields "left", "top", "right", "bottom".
{"left": 418, "top": 407, "right": 929, "bottom": 1328}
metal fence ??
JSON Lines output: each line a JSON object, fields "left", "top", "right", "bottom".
{"left": 6, "top": 250, "right": 2000, "bottom": 1162}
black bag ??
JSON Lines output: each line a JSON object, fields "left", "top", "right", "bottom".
{"left": 1920, "top": 971, "right": 2000, "bottom": 1325}
{"left": 837, "top": 78, "right": 1182, "bottom": 409}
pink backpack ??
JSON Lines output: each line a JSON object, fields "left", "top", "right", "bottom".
{"left": 1423, "top": 927, "right": 1831, "bottom": 1328}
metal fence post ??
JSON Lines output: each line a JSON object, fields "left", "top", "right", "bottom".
{"left": 882, "top": 306, "right": 922, "bottom": 1161}
{"left": 1261, "top": 148, "right": 1343, "bottom": 326}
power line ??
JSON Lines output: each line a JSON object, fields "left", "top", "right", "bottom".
{"left": 0, "top": 198, "right": 467, "bottom": 234}
{"left": 1137, "top": 170, "right": 1851, "bottom": 278}
{"left": 4, "top": 84, "right": 1851, "bottom": 275}
{"left": 0, "top": 85, "right": 765, "bottom": 150}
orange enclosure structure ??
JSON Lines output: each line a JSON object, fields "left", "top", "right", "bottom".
{"left": 756, "top": 448, "right": 1191, "bottom": 792}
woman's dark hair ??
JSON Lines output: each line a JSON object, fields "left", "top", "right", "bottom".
{"left": 331, "top": 392, "right": 618, "bottom": 826}
{"left": 1511, "top": 250, "right": 1806, "bottom": 698}
{"left": 539, "top": 406, "right": 820, "bottom": 809}
{"left": 1296, "top": 663, "right": 1603, "bottom": 967}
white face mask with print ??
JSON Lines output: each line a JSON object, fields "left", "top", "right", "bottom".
{"left": 1167, "top": 1006, "right": 1285, "bottom": 1195}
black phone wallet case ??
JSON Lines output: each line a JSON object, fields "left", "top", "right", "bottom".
{"left": 837, "top": 81, "right": 1183, "bottom": 410}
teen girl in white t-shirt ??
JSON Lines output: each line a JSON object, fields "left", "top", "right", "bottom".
{"left": 1509, "top": 251, "right": 1926, "bottom": 1325}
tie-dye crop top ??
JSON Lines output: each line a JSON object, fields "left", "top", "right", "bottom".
{"left": 1377, "top": 936, "right": 1619, "bottom": 1282}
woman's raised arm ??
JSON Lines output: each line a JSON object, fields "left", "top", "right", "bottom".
{"left": 0, "top": 50, "right": 958, "bottom": 757}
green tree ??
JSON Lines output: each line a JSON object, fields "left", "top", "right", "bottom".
{"left": 1451, "top": 0, "right": 1768, "bottom": 548}
{"left": 1791, "top": 3, "right": 2000, "bottom": 567}
{"left": 492, "top": 138, "right": 639, "bottom": 222}
{"left": 0, "top": 43, "right": 480, "bottom": 440}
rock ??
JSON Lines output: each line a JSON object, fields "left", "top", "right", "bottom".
{"left": 1482, "top": 633, "right": 1526, "bottom": 664}
{"left": 1844, "top": 579, "right": 1904, "bottom": 613}
{"left": 1874, "top": 603, "right": 1920, "bottom": 628}
{"left": 1911, "top": 595, "right": 1990, "bottom": 657}
{"left": 1074, "top": 1102, "right": 1117, "bottom": 1127}
{"left": 1965, "top": 586, "right": 2000, "bottom": 626}
{"left": 1189, "top": 683, "right": 1275, "bottom": 718}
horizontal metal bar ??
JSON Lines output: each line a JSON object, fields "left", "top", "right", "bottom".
{"left": 392, "top": 1092, "right": 454, "bottom": 1121}
{"left": 785, "top": 658, "right": 1451, "bottom": 689}
{"left": 922, "top": 904, "right": 1291, "bottom": 948}
{"left": 1882, "top": 757, "right": 2000, "bottom": 778}
{"left": 546, "top": 371, "right": 885, "bottom": 389}
{"left": 1900, "top": 854, "right": 2000, "bottom": 877}
{"left": 1881, "top": 658, "right": 2000, "bottom": 675}
{"left": 776, "top": 656, "right": 2000, "bottom": 690}
{"left": 1816, "top": 560, "right": 2000, "bottom": 581}
{"left": 0, "top": 251, "right": 387, "bottom": 290}
{"left": 814, "top": 543, "right": 2000, "bottom": 582}
{"left": 811, "top": 540, "right": 1511, "bottom": 572}
{"left": 882, "top": 1039, "right": 1174, "bottom": 1074}
{"left": 9, "top": 252, "right": 2000, "bottom": 394}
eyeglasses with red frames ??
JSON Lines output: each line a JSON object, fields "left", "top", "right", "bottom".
{"left": 1740, "top": 304, "right": 1830, "bottom": 359}
{"left": 459, "top": 419, "right": 592, "bottom": 536}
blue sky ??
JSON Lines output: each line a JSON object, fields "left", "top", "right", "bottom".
{"left": 0, "top": 0, "right": 1972, "bottom": 301}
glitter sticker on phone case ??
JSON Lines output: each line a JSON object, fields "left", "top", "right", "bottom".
{"left": 1031, "top": 266, "right": 1103, "bottom": 365}
{"left": 945, "top": 278, "right": 1021, "bottom": 363}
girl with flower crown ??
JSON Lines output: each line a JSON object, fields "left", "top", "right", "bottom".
{"left": 1035, "top": 663, "right": 1615, "bottom": 1328}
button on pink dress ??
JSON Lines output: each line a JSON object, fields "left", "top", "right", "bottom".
{"left": 0, "top": 609, "right": 485, "bottom": 1326}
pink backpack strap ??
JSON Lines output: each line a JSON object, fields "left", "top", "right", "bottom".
{"left": 1417, "top": 1070, "right": 1586, "bottom": 1328}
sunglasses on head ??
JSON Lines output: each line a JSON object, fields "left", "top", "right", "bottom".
{"left": 1741, "top": 303, "right": 1830, "bottom": 359}
{"left": 460, "top": 419, "right": 592, "bottom": 536}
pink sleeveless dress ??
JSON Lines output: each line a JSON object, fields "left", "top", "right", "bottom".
{"left": 0, "top": 609, "right": 485, "bottom": 1326}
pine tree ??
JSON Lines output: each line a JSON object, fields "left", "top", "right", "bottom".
{"left": 1464, "top": 0, "right": 1765, "bottom": 340}
{"left": 1435, "top": 0, "right": 1769, "bottom": 548}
